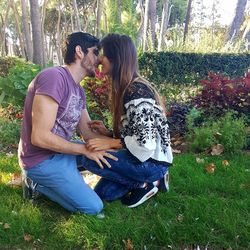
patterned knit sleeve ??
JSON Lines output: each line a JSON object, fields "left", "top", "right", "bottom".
{"left": 121, "top": 82, "right": 170, "bottom": 162}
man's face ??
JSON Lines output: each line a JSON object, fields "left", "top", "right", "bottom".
{"left": 80, "top": 46, "right": 99, "bottom": 77}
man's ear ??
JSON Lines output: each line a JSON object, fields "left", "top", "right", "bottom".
{"left": 75, "top": 45, "right": 83, "bottom": 58}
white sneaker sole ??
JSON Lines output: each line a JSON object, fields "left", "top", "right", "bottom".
{"left": 164, "top": 172, "right": 169, "bottom": 192}
{"left": 127, "top": 186, "right": 158, "bottom": 208}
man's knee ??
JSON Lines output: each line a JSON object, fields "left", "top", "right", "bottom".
{"left": 77, "top": 199, "right": 103, "bottom": 215}
{"left": 79, "top": 199, "right": 103, "bottom": 215}
{"left": 91, "top": 199, "right": 104, "bottom": 215}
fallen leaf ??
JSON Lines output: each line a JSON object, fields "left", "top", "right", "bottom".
{"left": 222, "top": 160, "right": 229, "bottom": 167}
{"left": 173, "top": 140, "right": 182, "bottom": 146}
{"left": 10, "top": 143, "right": 18, "bottom": 148}
{"left": 24, "top": 234, "right": 32, "bottom": 241}
{"left": 205, "top": 163, "right": 216, "bottom": 173}
{"left": 196, "top": 157, "right": 205, "bottom": 163}
{"left": 3, "top": 223, "right": 10, "bottom": 229}
{"left": 211, "top": 144, "right": 224, "bottom": 155}
{"left": 172, "top": 149, "right": 181, "bottom": 154}
{"left": 7, "top": 172, "right": 22, "bottom": 187}
{"left": 177, "top": 214, "right": 184, "bottom": 222}
{"left": 214, "top": 132, "right": 222, "bottom": 139}
{"left": 6, "top": 152, "right": 14, "bottom": 158}
{"left": 123, "top": 239, "right": 133, "bottom": 250}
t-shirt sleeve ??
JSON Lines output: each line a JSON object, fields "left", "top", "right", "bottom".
{"left": 35, "top": 68, "right": 65, "bottom": 104}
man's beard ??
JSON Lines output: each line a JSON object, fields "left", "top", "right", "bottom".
{"left": 81, "top": 57, "right": 96, "bottom": 77}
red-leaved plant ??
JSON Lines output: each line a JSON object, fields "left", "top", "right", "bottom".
{"left": 81, "top": 69, "right": 112, "bottom": 124}
{"left": 193, "top": 72, "right": 250, "bottom": 117}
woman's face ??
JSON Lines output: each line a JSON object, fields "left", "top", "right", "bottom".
{"left": 99, "top": 50, "right": 112, "bottom": 75}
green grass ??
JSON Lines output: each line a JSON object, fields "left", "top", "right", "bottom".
{"left": 0, "top": 153, "right": 249, "bottom": 249}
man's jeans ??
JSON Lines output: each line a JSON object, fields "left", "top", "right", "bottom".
{"left": 24, "top": 154, "right": 103, "bottom": 215}
{"left": 79, "top": 149, "right": 169, "bottom": 201}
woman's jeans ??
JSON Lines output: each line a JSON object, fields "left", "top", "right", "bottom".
{"left": 79, "top": 149, "right": 169, "bottom": 201}
{"left": 24, "top": 149, "right": 169, "bottom": 213}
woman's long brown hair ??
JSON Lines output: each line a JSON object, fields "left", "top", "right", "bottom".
{"left": 101, "top": 34, "right": 165, "bottom": 138}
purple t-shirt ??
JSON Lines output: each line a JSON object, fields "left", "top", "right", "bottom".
{"left": 18, "top": 66, "right": 86, "bottom": 169}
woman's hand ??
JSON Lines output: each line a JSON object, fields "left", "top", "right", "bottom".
{"left": 88, "top": 120, "right": 111, "bottom": 136}
{"left": 86, "top": 138, "right": 122, "bottom": 151}
{"left": 85, "top": 149, "right": 118, "bottom": 169}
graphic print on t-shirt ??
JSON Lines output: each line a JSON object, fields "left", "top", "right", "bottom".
{"left": 52, "top": 94, "right": 83, "bottom": 140}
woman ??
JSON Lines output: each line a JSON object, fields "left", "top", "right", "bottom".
{"left": 82, "top": 33, "right": 173, "bottom": 208}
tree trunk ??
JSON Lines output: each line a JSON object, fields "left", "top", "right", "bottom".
{"left": 183, "top": 0, "right": 193, "bottom": 44}
{"left": 143, "top": 0, "right": 150, "bottom": 51}
{"left": 243, "top": 19, "right": 250, "bottom": 50}
{"left": 21, "top": 0, "right": 33, "bottom": 61}
{"left": 158, "top": 0, "right": 170, "bottom": 51}
{"left": 148, "top": 0, "right": 157, "bottom": 50}
{"left": 72, "top": 0, "right": 81, "bottom": 31}
{"left": 226, "top": 0, "right": 248, "bottom": 42}
{"left": 56, "top": 4, "right": 63, "bottom": 65}
{"left": 137, "top": 0, "right": 144, "bottom": 47}
{"left": 0, "top": 2, "right": 10, "bottom": 56}
{"left": 117, "top": 0, "right": 121, "bottom": 24}
{"left": 29, "top": 0, "right": 43, "bottom": 65}
{"left": 10, "top": 0, "right": 26, "bottom": 58}
{"left": 95, "top": 0, "right": 102, "bottom": 37}
{"left": 41, "top": 0, "right": 48, "bottom": 65}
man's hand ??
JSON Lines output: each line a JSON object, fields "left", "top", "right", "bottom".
{"left": 85, "top": 149, "right": 118, "bottom": 169}
{"left": 88, "top": 120, "right": 111, "bottom": 136}
{"left": 86, "top": 138, "right": 122, "bottom": 151}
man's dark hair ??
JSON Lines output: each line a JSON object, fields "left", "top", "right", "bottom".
{"left": 63, "top": 32, "right": 99, "bottom": 64}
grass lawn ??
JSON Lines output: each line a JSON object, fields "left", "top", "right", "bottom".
{"left": 0, "top": 153, "right": 249, "bottom": 249}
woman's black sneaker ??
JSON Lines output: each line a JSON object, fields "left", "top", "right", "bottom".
{"left": 158, "top": 172, "right": 169, "bottom": 192}
{"left": 121, "top": 184, "right": 158, "bottom": 208}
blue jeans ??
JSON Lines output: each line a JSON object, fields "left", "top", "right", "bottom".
{"left": 79, "top": 149, "right": 169, "bottom": 201}
{"left": 24, "top": 154, "right": 103, "bottom": 215}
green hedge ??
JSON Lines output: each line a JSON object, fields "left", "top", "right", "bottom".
{"left": 139, "top": 52, "right": 250, "bottom": 85}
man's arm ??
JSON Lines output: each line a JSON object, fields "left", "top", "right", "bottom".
{"left": 77, "top": 109, "right": 110, "bottom": 141}
{"left": 31, "top": 95, "right": 117, "bottom": 168}
{"left": 31, "top": 94, "right": 86, "bottom": 154}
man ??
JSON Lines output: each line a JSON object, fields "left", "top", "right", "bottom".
{"left": 18, "top": 32, "right": 117, "bottom": 215}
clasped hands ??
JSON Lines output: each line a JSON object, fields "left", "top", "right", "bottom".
{"left": 86, "top": 120, "right": 120, "bottom": 169}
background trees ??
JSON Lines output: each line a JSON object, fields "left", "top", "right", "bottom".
{"left": 0, "top": 0, "right": 249, "bottom": 65}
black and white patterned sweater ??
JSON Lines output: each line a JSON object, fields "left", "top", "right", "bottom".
{"left": 120, "top": 82, "right": 173, "bottom": 163}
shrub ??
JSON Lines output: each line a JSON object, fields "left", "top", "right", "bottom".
{"left": 167, "top": 102, "right": 191, "bottom": 136}
{"left": 139, "top": 52, "right": 250, "bottom": 85}
{"left": 0, "top": 104, "right": 23, "bottom": 121}
{"left": 0, "top": 59, "right": 41, "bottom": 107}
{"left": 192, "top": 72, "right": 250, "bottom": 119}
{"left": 81, "top": 71, "right": 112, "bottom": 129}
{"left": 0, "top": 57, "right": 24, "bottom": 77}
{"left": 159, "top": 83, "right": 201, "bottom": 104}
{"left": 186, "top": 111, "right": 247, "bottom": 154}
{"left": 216, "top": 112, "right": 247, "bottom": 153}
